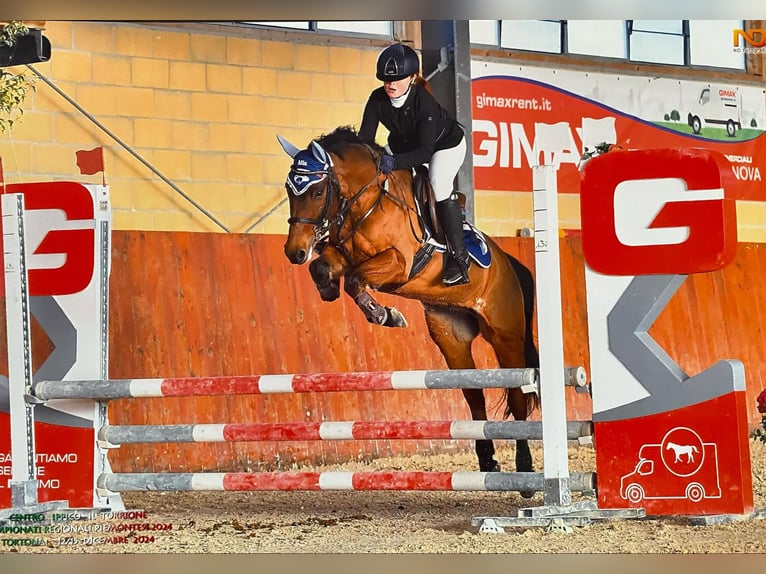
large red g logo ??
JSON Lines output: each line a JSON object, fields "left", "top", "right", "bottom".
{"left": 0, "top": 182, "right": 95, "bottom": 295}
{"left": 580, "top": 148, "right": 737, "bottom": 276}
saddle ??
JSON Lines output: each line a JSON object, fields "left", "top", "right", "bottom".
{"left": 408, "top": 165, "right": 491, "bottom": 280}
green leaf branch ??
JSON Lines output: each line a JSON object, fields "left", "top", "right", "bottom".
{"left": 0, "top": 21, "right": 36, "bottom": 133}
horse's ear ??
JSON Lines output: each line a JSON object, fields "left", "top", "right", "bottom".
{"left": 276, "top": 134, "right": 300, "bottom": 158}
{"left": 310, "top": 141, "right": 334, "bottom": 167}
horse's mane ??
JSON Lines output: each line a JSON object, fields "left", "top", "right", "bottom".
{"left": 314, "top": 125, "right": 386, "bottom": 159}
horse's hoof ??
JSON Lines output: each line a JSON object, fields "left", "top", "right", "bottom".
{"left": 318, "top": 284, "right": 340, "bottom": 301}
{"left": 383, "top": 307, "right": 408, "bottom": 328}
{"left": 519, "top": 490, "right": 535, "bottom": 499}
{"left": 480, "top": 461, "right": 501, "bottom": 473}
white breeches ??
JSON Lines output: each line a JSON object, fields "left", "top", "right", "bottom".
{"left": 428, "top": 136, "right": 467, "bottom": 202}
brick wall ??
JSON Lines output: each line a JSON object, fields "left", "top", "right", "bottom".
{"left": 2, "top": 21, "right": 764, "bottom": 241}
{"left": 1, "top": 22, "right": 382, "bottom": 233}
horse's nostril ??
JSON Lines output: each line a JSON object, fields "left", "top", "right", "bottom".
{"left": 295, "top": 249, "right": 307, "bottom": 264}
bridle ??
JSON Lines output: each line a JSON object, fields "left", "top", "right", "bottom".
{"left": 286, "top": 145, "right": 385, "bottom": 249}
{"left": 286, "top": 171, "right": 338, "bottom": 244}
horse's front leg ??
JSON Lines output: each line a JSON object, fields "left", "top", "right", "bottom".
{"left": 308, "top": 244, "right": 349, "bottom": 302}
{"left": 344, "top": 249, "right": 408, "bottom": 328}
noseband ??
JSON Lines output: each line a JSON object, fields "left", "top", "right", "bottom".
{"left": 286, "top": 172, "right": 337, "bottom": 242}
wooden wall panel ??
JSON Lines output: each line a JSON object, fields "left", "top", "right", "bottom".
{"left": 650, "top": 243, "right": 766, "bottom": 419}
{"left": 104, "top": 232, "right": 598, "bottom": 472}
{"left": 107, "top": 231, "right": 504, "bottom": 472}
{"left": 5, "top": 231, "right": 765, "bottom": 472}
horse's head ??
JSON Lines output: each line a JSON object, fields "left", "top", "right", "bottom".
{"left": 277, "top": 134, "right": 336, "bottom": 265}
{"left": 278, "top": 128, "right": 386, "bottom": 265}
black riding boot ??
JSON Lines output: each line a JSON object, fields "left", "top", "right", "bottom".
{"left": 435, "top": 196, "right": 470, "bottom": 286}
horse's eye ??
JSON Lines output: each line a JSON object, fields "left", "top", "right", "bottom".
{"left": 312, "top": 186, "right": 325, "bottom": 199}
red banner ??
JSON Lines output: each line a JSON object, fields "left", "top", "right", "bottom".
{"left": 471, "top": 76, "right": 766, "bottom": 201}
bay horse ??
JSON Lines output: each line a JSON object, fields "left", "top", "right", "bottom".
{"left": 277, "top": 126, "right": 540, "bottom": 489}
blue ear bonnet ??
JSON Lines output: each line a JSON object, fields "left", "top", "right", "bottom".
{"left": 287, "top": 148, "right": 330, "bottom": 196}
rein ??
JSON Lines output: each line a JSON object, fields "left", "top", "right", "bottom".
{"left": 326, "top": 169, "right": 381, "bottom": 261}
{"left": 329, "top": 146, "right": 426, "bottom": 256}
{"left": 332, "top": 173, "right": 383, "bottom": 243}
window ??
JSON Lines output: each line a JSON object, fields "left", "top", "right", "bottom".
{"left": 689, "top": 20, "right": 745, "bottom": 69}
{"left": 470, "top": 20, "right": 746, "bottom": 71}
{"left": 568, "top": 20, "right": 626, "bottom": 59}
{"left": 248, "top": 22, "right": 310, "bottom": 30}
{"left": 243, "top": 21, "right": 392, "bottom": 37}
{"left": 628, "top": 20, "right": 687, "bottom": 65}
{"left": 316, "top": 21, "right": 392, "bottom": 36}
{"left": 500, "top": 20, "right": 562, "bottom": 53}
{"left": 469, "top": 20, "right": 499, "bottom": 46}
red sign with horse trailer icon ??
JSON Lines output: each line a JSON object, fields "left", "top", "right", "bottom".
{"left": 601, "top": 393, "right": 752, "bottom": 515}
{"left": 621, "top": 427, "right": 722, "bottom": 504}
{"left": 581, "top": 148, "right": 754, "bottom": 517}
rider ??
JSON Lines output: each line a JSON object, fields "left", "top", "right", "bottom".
{"left": 358, "top": 43, "right": 470, "bottom": 287}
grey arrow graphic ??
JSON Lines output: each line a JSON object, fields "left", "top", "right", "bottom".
{"left": 1, "top": 295, "right": 91, "bottom": 428}
{"left": 594, "top": 273, "right": 745, "bottom": 422}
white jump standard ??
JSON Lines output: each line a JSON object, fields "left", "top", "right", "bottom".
{"left": 1, "top": 194, "right": 67, "bottom": 522}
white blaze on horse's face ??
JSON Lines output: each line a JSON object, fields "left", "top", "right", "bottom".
{"left": 284, "top": 182, "right": 323, "bottom": 265}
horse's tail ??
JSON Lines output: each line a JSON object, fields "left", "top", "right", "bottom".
{"left": 504, "top": 253, "right": 541, "bottom": 417}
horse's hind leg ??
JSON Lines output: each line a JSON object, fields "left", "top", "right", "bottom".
{"left": 479, "top": 324, "right": 538, "bottom": 497}
{"left": 423, "top": 304, "right": 500, "bottom": 473}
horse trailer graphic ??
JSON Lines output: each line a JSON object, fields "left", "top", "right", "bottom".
{"left": 687, "top": 84, "right": 742, "bottom": 137}
{"left": 620, "top": 427, "right": 721, "bottom": 503}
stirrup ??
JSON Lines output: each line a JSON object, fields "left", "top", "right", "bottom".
{"left": 443, "top": 255, "right": 470, "bottom": 286}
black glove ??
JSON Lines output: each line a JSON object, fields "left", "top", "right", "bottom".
{"left": 379, "top": 154, "right": 396, "bottom": 174}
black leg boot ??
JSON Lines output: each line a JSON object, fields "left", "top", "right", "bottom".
{"left": 435, "top": 196, "right": 470, "bottom": 286}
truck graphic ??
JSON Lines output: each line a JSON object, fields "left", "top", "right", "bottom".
{"left": 620, "top": 427, "right": 721, "bottom": 503}
{"left": 687, "top": 84, "right": 742, "bottom": 137}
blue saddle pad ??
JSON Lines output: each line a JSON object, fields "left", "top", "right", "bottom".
{"left": 432, "top": 222, "right": 491, "bottom": 269}
{"left": 463, "top": 223, "right": 492, "bottom": 268}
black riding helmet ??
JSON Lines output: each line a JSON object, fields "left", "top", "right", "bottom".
{"left": 376, "top": 43, "right": 419, "bottom": 81}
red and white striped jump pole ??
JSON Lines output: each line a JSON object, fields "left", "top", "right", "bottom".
{"left": 98, "top": 420, "right": 594, "bottom": 445}
{"left": 33, "top": 367, "right": 587, "bottom": 400}
{"left": 97, "top": 470, "right": 596, "bottom": 494}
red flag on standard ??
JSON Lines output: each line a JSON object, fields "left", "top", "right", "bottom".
{"left": 75, "top": 146, "right": 104, "bottom": 175}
